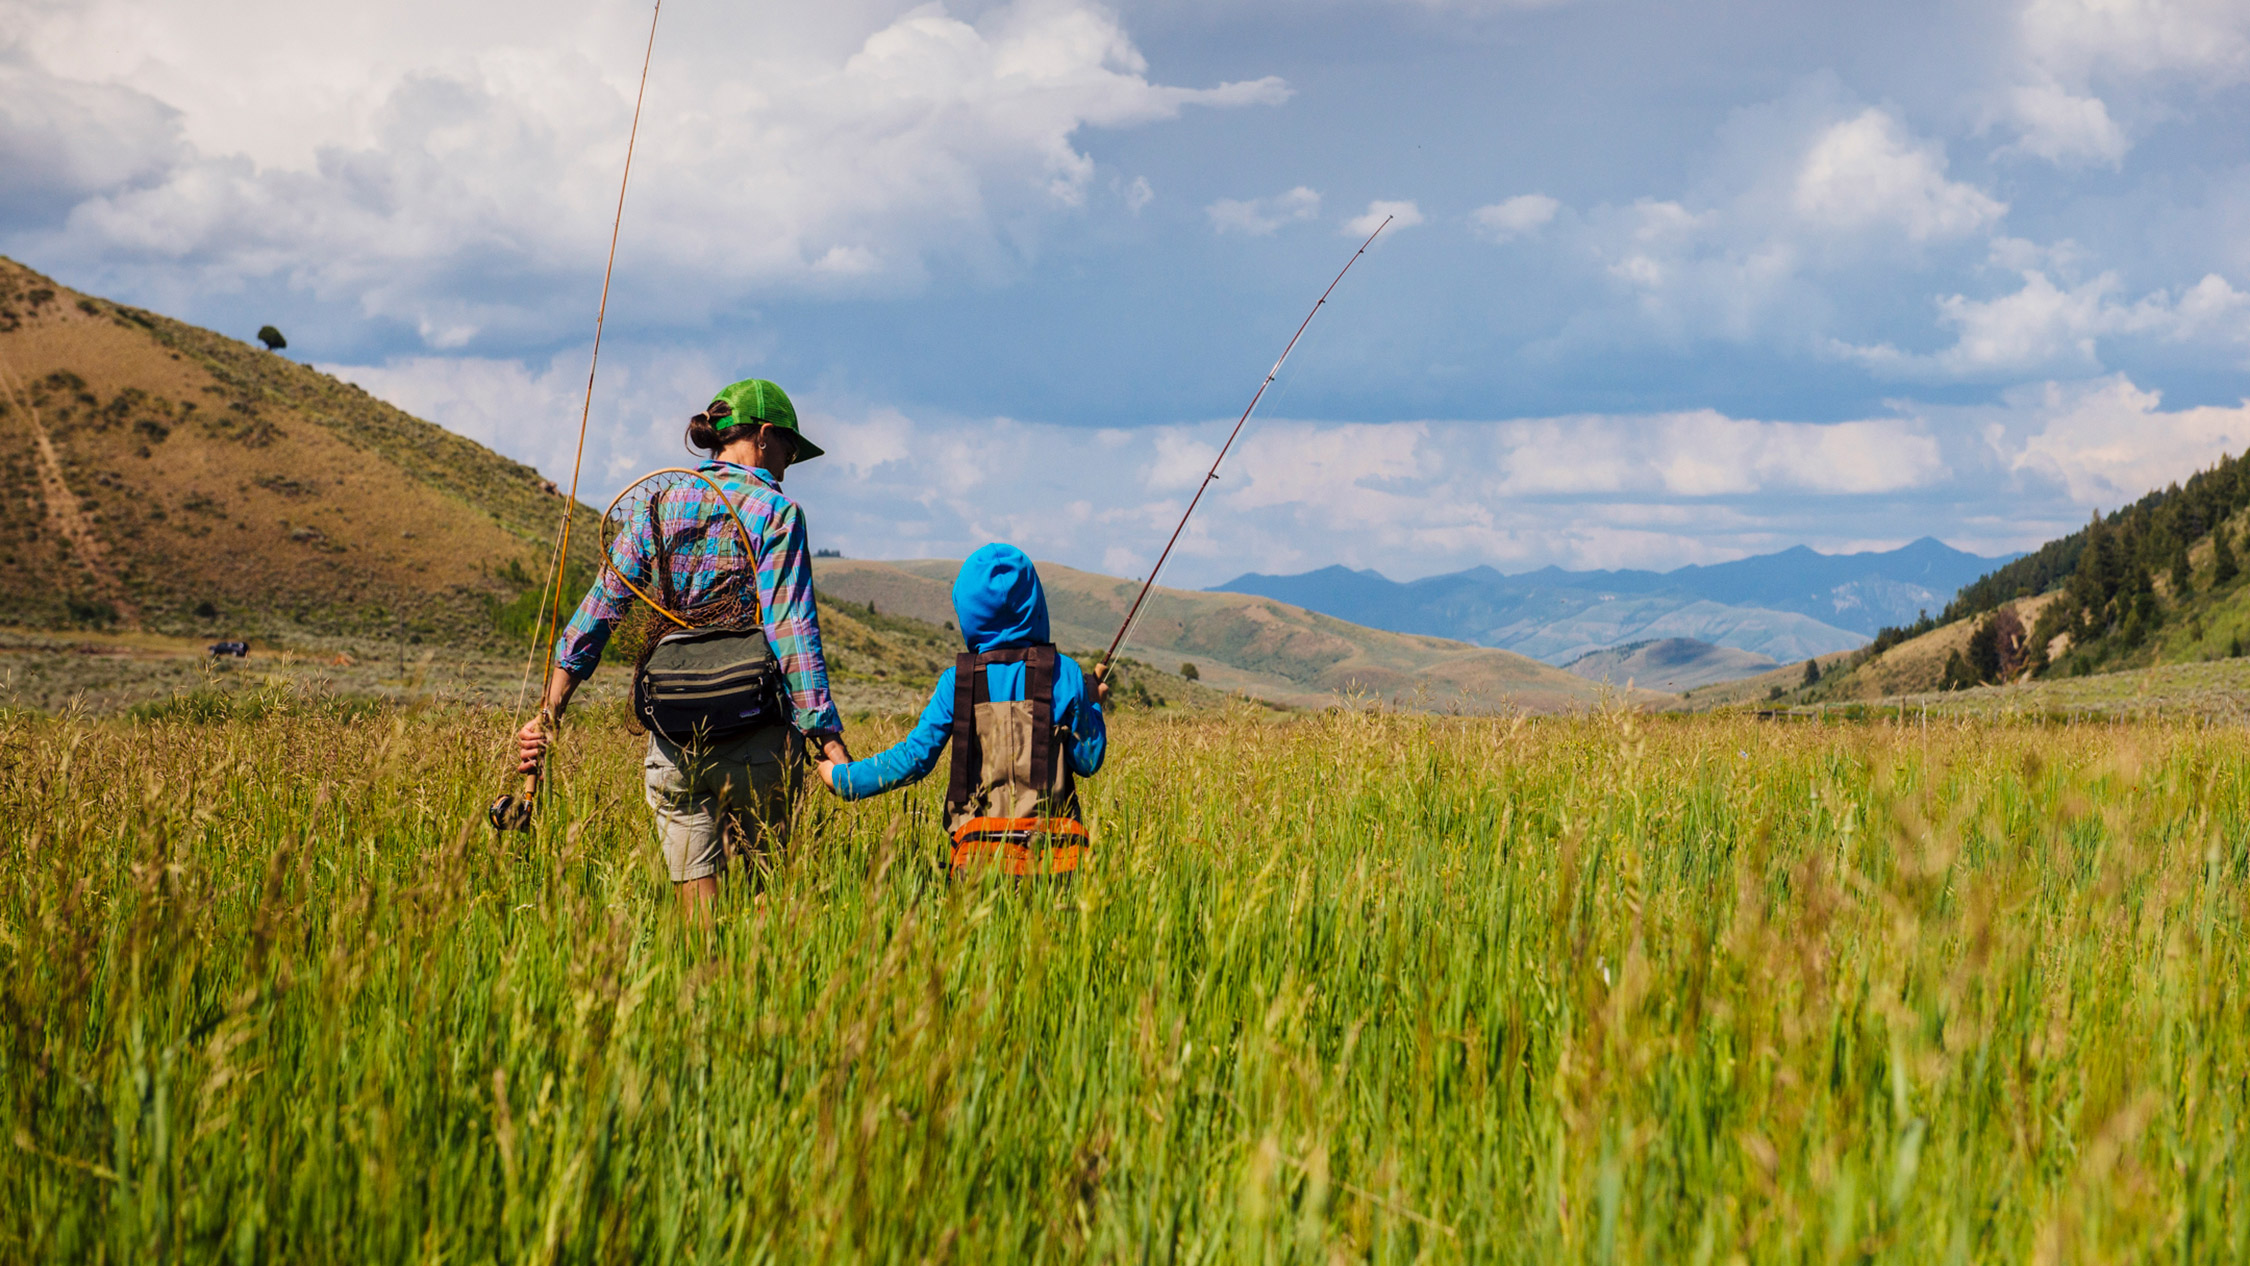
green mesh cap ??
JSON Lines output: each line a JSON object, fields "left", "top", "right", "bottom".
{"left": 710, "top": 378, "right": 823, "bottom": 461}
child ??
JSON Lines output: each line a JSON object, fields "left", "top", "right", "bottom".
{"left": 817, "top": 544, "right": 1108, "bottom": 875}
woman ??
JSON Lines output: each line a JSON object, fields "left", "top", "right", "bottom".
{"left": 516, "top": 378, "right": 850, "bottom": 917}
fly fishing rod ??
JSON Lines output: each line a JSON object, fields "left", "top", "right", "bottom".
{"left": 491, "top": 0, "right": 663, "bottom": 832}
{"left": 1098, "top": 214, "right": 1391, "bottom": 676}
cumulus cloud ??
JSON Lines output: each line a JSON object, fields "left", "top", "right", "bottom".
{"left": 2004, "top": 375, "right": 2250, "bottom": 506}
{"left": 323, "top": 342, "right": 729, "bottom": 491}
{"left": 1999, "top": 79, "right": 2129, "bottom": 166}
{"left": 1345, "top": 199, "right": 1423, "bottom": 237}
{"left": 1557, "top": 97, "right": 2013, "bottom": 349}
{"left": 2018, "top": 0, "right": 2250, "bottom": 85}
{"left": 1791, "top": 109, "right": 2005, "bottom": 240}
{"left": 1471, "top": 193, "right": 1559, "bottom": 242}
{"left": 2001, "top": 0, "right": 2250, "bottom": 166}
{"left": 0, "top": 59, "right": 187, "bottom": 220}
{"left": 5, "top": 0, "right": 1288, "bottom": 347}
{"left": 1206, "top": 186, "right": 1320, "bottom": 235}
{"left": 1836, "top": 269, "right": 2250, "bottom": 378}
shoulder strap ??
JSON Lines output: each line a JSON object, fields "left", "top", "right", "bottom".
{"left": 1026, "top": 645, "right": 1056, "bottom": 794}
{"left": 946, "top": 652, "right": 978, "bottom": 811}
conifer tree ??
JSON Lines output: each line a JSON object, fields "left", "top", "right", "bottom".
{"left": 2171, "top": 543, "right": 2193, "bottom": 595}
{"left": 1802, "top": 658, "right": 1820, "bottom": 687}
{"left": 2216, "top": 524, "right": 2238, "bottom": 586}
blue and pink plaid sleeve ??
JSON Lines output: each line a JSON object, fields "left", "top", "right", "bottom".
{"left": 756, "top": 499, "right": 844, "bottom": 736}
{"left": 553, "top": 518, "right": 653, "bottom": 679}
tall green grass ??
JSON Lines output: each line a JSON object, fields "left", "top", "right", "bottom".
{"left": 2, "top": 705, "right": 2244, "bottom": 1261}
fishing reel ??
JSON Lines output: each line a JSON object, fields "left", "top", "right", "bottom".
{"left": 489, "top": 780, "right": 537, "bottom": 832}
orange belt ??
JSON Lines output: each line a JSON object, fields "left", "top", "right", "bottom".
{"left": 949, "top": 816, "right": 1089, "bottom": 875}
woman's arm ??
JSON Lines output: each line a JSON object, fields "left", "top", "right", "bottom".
{"left": 551, "top": 532, "right": 647, "bottom": 680}
{"left": 754, "top": 500, "right": 846, "bottom": 742}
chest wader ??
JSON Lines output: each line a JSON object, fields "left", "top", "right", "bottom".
{"left": 944, "top": 644, "right": 1087, "bottom": 876}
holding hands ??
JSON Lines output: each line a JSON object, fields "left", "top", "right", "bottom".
{"left": 814, "top": 735, "right": 850, "bottom": 792}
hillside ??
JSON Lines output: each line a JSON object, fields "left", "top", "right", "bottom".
{"left": 1782, "top": 448, "right": 2250, "bottom": 703}
{"left": 1216, "top": 536, "right": 2010, "bottom": 663}
{"left": 0, "top": 257, "right": 597, "bottom": 644}
{"left": 814, "top": 557, "right": 1652, "bottom": 712}
{"left": 1564, "top": 638, "right": 1775, "bottom": 692}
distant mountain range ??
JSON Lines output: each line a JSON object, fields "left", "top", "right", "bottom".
{"left": 1213, "top": 538, "right": 2016, "bottom": 665}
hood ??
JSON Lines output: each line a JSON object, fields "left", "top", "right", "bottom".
{"left": 952, "top": 543, "right": 1050, "bottom": 653}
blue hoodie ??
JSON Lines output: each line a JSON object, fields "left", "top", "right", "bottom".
{"left": 830, "top": 544, "right": 1106, "bottom": 801}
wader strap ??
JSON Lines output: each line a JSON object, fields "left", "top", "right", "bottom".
{"left": 943, "top": 643, "right": 1062, "bottom": 814}
{"left": 946, "top": 651, "right": 979, "bottom": 811}
{"left": 1027, "top": 645, "right": 1055, "bottom": 795}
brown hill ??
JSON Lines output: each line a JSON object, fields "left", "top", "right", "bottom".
{"left": 813, "top": 557, "right": 1657, "bottom": 713}
{"left": 0, "top": 257, "right": 594, "bottom": 644}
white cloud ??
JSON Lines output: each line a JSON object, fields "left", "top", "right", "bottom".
{"left": 0, "top": 60, "right": 186, "bottom": 219}
{"left": 1345, "top": 199, "right": 1424, "bottom": 237}
{"left": 2019, "top": 0, "right": 2250, "bottom": 85}
{"left": 2001, "top": 0, "right": 2250, "bottom": 166}
{"left": 1558, "top": 98, "right": 2014, "bottom": 349}
{"left": 1483, "top": 412, "right": 1945, "bottom": 497}
{"left": 5, "top": 0, "right": 1289, "bottom": 345}
{"left": 2000, "top": 79, "right": 2129, "bottom": 166}
{"left": 1206, "top": 186, "right": 1320, "bottom": 235}
{"left": 1792, "top": 109, "right": 2005, "bottom": 240}
{"left": 1471, "top": 193, "right": 1559, "bottom": 242}
{"left": 2002, "top": 375, "right": 2250, "bottom": 506}
{"left": 326, "top": 335, "right": 2250, "bottom": 581}
{"left": 322, "top": 343, "right": 729, "bottom": 491}
{"left": 765, "top": 403, "right": 1961, "bottom": 580}
{"left": 1837, "top": 269, "right": 2250, "bottom": 377}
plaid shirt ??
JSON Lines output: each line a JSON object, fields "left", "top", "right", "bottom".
{"left": 555, "top": 461, "right": 843, "bottom": 736}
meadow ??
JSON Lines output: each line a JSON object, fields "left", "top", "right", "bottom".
{"left": 2, "top": 699, "right": 2245, "bottom": 1262}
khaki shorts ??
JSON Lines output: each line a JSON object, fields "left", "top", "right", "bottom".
{"left": 642, "top": 726, "right": 800, "bottom": 883}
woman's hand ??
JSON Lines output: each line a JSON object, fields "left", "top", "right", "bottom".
{"left": 516, "top": 673, "right": 578, "bottom": 774}
{"left": 813, "top": 735, "right": 849, "bottom": 794}
{"left": 1092, "top": 662, "right": 1112, "bottom": 706}
{"left": 516, "top": 716, "right": 552, "bottom": 774}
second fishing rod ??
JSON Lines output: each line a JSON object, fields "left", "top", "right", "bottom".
{"left": 1099, "top": 215, "right": 1393, "bottom": 677}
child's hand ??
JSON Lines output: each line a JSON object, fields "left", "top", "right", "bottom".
{"left": 815, "top": 757, "right": 839, "bottom": 792}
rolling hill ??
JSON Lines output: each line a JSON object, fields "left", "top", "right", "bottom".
{"left": 1729, "top": 449, "right": 2250, "bottom": 707}
{"left": 1563, "top": 638, "right": 1776, "bottom": 692}
{"left": 0, "top": 256, "right": 596, "bottom": 645}
{"left": 812, "top": 557, "right": 1651, "bottom": 712}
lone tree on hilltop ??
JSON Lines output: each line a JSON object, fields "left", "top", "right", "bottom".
{"left": 256, "top": 325, "right": 287, "bottom": 352}
{"left": 1179, "top": 662, "right": 1199, "bottom": 681}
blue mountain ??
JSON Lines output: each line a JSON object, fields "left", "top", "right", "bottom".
{"left": 1212, "top": 537, "right": 2015, "bottom": 665}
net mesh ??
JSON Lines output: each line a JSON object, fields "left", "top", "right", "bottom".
{"left": 598, "top": 469, "right": 766, "bottom": 721}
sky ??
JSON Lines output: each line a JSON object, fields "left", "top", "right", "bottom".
{"left": 5, "top": 0, "right": 2250, "bottom": 586}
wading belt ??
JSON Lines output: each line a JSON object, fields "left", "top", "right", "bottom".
{"left": 946, "top": 644, "right": 1085, "bottom": 874}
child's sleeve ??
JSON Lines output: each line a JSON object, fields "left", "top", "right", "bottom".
{"left": 1061, "top": 659, "right": 1106, "bottom": 778}
{"left": 830, "top": 669, "right": 956, "bottom": 800}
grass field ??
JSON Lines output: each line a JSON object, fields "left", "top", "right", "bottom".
{"left": 3, "top": 701, "right": 2246, "bottom": 1261}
